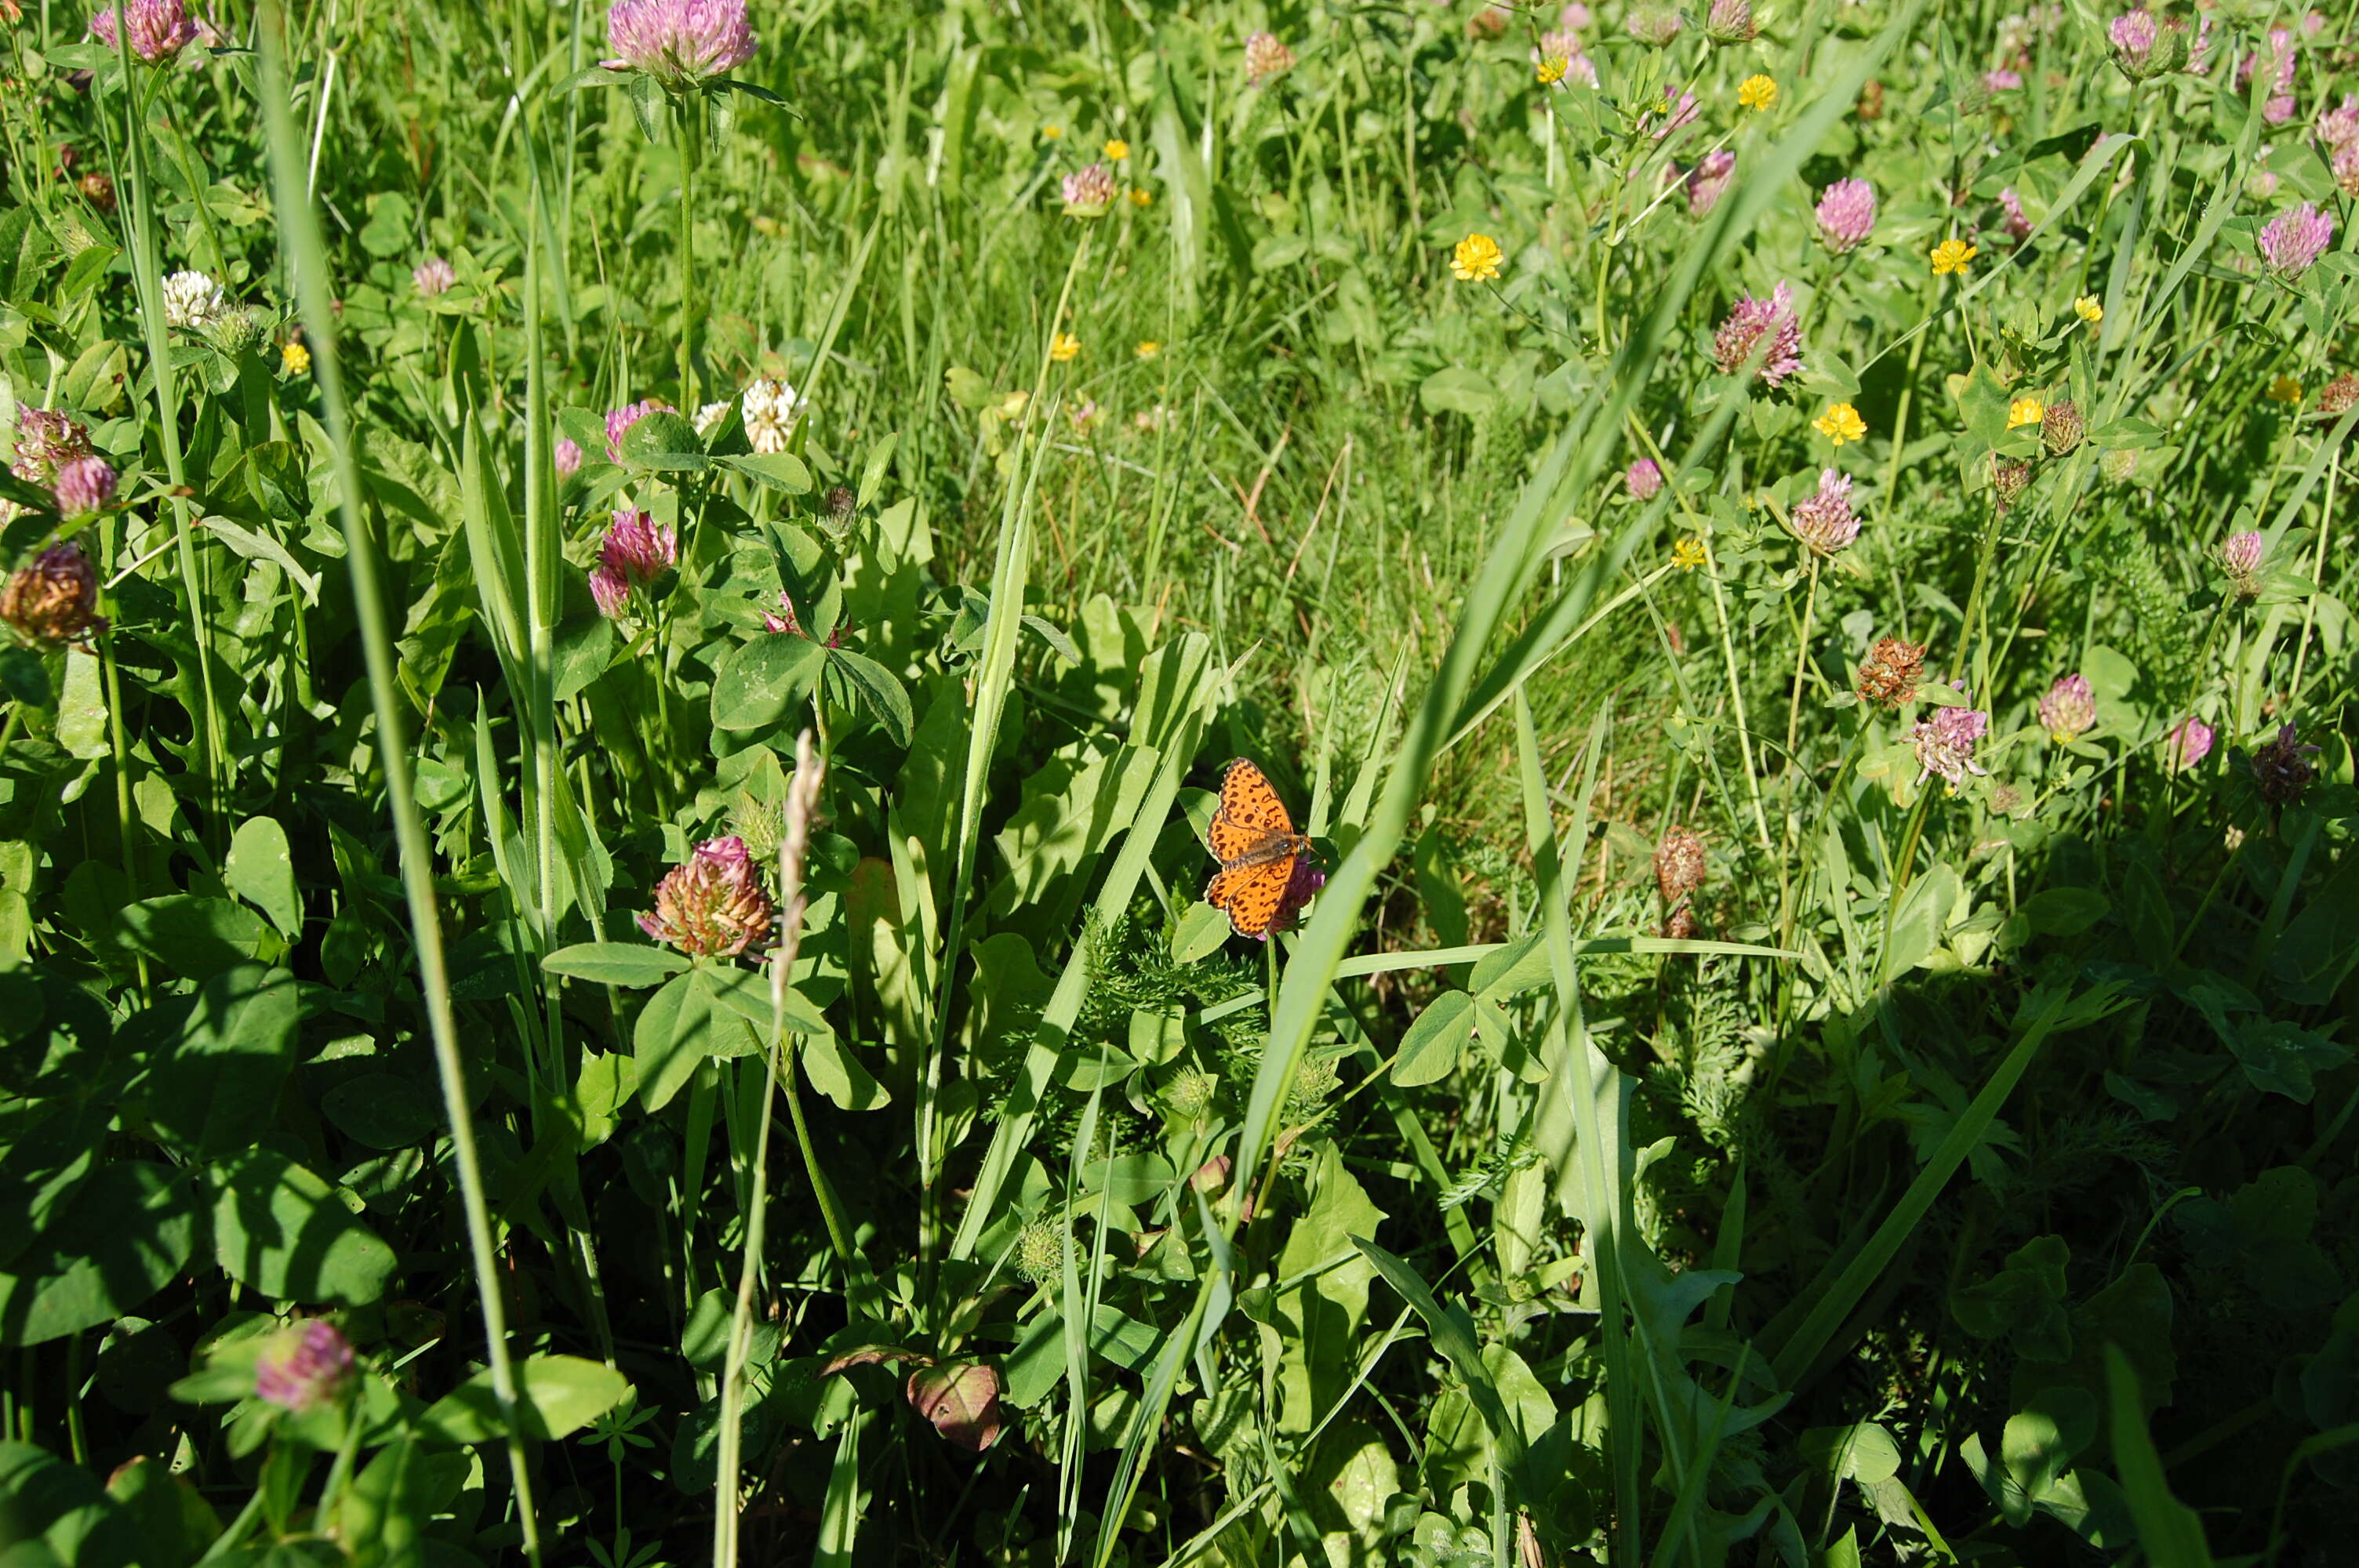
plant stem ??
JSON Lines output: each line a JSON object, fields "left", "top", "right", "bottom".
{"left": 251, "top": 10, "right": 542, "bottom": 1564}
{"left": 714, "top": 733, "right": 824, "bottom": 1566}
{"left": 676, "top": 94, "right": 700, "bottom": 405}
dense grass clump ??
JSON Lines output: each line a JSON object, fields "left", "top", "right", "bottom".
{"left": 4, "top": 1, "right": 2359, "bottom": 1563}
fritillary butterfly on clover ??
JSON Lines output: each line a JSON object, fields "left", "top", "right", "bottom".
{"left": 1202, "top": 759, "right": 1323, "bottom": 940}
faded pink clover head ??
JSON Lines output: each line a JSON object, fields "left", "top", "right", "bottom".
{"left": 2164, "top": 715, "right": 2215, "bottom": 771}
{"left": 555, "top": 438, "right": 584, "bottom": 480}
{"left": 2037, "top": 673, "right": 2096, "bottom": 742}
{"left": 1648, "top": 89, "right": 1700, "bottom": 141}
{"left": 1984, "top": 69, "right": 2023, "bottom": 92}
{"left": 1714, "top": 282, "right": 1803, "bottom": 387}
{"left": 1685, "top": 151, "right": 1736, "bottom": 217}
{"left": 605, "top": 397, "right": 672, "bottom": 463}
{"left": 11, "top": 407, "right": 95, "bottom": 485}
{"left": 2107, "top": 9, "right": 2158, "bottom": 74}
{"left": 52, "top": 456, "right": 118, "bottom": 519}
{"left": 1816, "top": 179, "right": 1876, "bottom": 252}
{"left": 1791, "top": 469, "right": 1859, "bottom": 555}
{"left": 89, "top": 0, "right": 199, "bottom": 64}
{"left": 1244, "top": 31, "right": 1296, "bottom": 87}
{"left": 602, "top": 0, "right": 757, "bottom": 89}
{"left": 1626, "top": 2, "right": 1683, "bottom": 46}
{"left": 2, "top": 541, "right": 105, "bottom": 648}
{"left": 1061, "top": 162, "right": 1115, "bottom": 216}
{"left": 2317, "top": 93, "right": 2359, "bottom": 151}
{"left": 2220, "top": 529, "right": 2265, "bottom": 593}
{"left": 1910, "top": 699, "right": 1990, "bottom": 786}
{"left": 1703, "top": 0, "right": 1754, "bottom": 45}
{"left": 2259, "top": 203, "right": 2335, "bottom": 280}
{"left": 254, "top": 1321, "right": 355, "bottom": 1414}
{"left": 413, "top": 256, "right": 456, "bottom": 297}
{"left": 639, "top": 836, "right": 776, "bottom": 959}
{"left": 1626, "top": 457, "right": 1663, "bottom": 500}
{"left": 588, "top": 563, "right": 630, "bottom": 619}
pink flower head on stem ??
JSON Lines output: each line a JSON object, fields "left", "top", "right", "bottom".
{"left": 89, "top": 0, "right": 198, "bottom": 64}
{"left": 413, "top": 256, "right": 456, "bottom": 297}
{"left": 1626, "top": 457, "right": 1663, "bottom": 499}
{"left": 1791, "top": 469, "right": 1859, "bottom": 554}
{"left": 1999, "top": 187, "right": 2033, "bottom": 240}
{"left": 1648, "top": 89, "right": 1699, "bottom": 140}
{"left": 11, "top": 407, "right": 94, "bottom": 485}
{"left": 2259, "top": 202, "right": 2335, "bottom": 280}
{"left": 1909, "top": 698, "right": 1990, "bottom": 786}
{"left": 254, "top": 1321, "right": 355, "bottom": 1414}
{"left": 2037, "top": 673, "right": 2096, "bottom": 742}
{"left": 638, "top": 836, "right": 776, "bottom": 958}
{"left": 1061, "top": 162, "right": 1115, "bottom": 216}
{"left": 1714, "top": 281, "right": 1803, "bottom": 386}
{"left": 1984, "top": 68, "right": 2023, "bottom": 92}
{"left": 602, "top": 0, "right": 756, "bottom": 89}
{"left": 2220, "top": 529, "right": 2265, "bottom": 594}
{"left": 52, "top": 456, "right": 117, "bottom": 519}
{"left": 2108, "top": 9, "right": 2159, "bottom": 75}
{"left": 2317, "top": 93, "right": 2359, "bottom": 151}
{"left": 598, "top": 508, "right": 677, "bottom": 589}
{"left": 1244, "top": 31, "right": 1296, "bottom": 87}
{"left": 1685, "top": 151, "right": 1736, "bottom": 216}
{"left": 2164, "top": 715, "right": 2215, "bottom": 771}
{"left": 1816, "top": 178, "right": 1877, "bottom": 252}
{"left": 555, "top": 438, "right": 583, "bottom": 480}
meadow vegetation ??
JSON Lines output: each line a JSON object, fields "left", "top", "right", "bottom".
{"left": 3, "top": 0, "right": 2359, "bottom": 1563}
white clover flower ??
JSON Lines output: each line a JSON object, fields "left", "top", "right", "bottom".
{"left": 694, "top": 400, "right": 732, "bottom": 438}
{"left": 162, "top": 269, "right": 228, "bottom": 331}
{"left": 740, "top": 377, "right": 807, "bottom": 454}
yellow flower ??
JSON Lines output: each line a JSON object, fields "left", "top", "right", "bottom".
{"left": 1929, "top": 238, "right": 1977, "bottom": 277}
{"left": 1672, "top": 538, "right": 1708, "bottom": 572}
{"left": 2268, "top": 375, "right": 2303, "bottom": 403}
{"left": 1129, "top": 187, "right": 1153, "bottom": 209}
{"left": 1103, "top": 139, "right": 1129, "bottom": 160}
{"left": 2074, "top": 295, "right": 2103, "bottom": 324}
{"left": 1815, "top": 402, "right": 1867, "bottom": 446}
{"left": 2007, "top": 395, "right": 2045, "bottom": 430}
{"left": 1738, "top": 74, "right": 1778, "bottom": 111}
{"left": 1536, "top": 55, "right": 1568, "bottom": 85}
{"left": 1049, "top": 332, "right": 1081, "bottom": 362}
{"left": 1136, "top": 340, "right": 1161, "bottom": 359}
{"left": 280, "top": 340, "right": 311, "bottom": 376}
{"left": 1041, "top": 125, "right": 1063, "bottom": 140}
{"left": 1452, "top": 233, "right": 1503, "bottom": 282}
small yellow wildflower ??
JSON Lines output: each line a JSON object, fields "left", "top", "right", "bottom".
{"left": 1452, "top": 233, "right": 1503, "bottom": 282}
{"left": 1536, "top": 55, "right": 1568, "bottom": 85}
{"left": 1129, "top": 187, "right": 1153, "bottom": 208}
{"left": 1672, "top": 538, "right": 1709, "bottom": 572}
{"left": 2074, "top": 295, "right": 2103, "bottom": 325}
{"left": 1929, "top": 238, "right": 1977, "bottom": 277}
{"left": 1041, "top": 125, "right": 1063, "bottom": 140}
{"left": 1738, "top": 74, "right": 1778, "bottom": 111}
{"left": 1049, "top": 332, "right": 1081, "bottom": 362}
{"left": 1104, "top": 139, "right": 1129, "bottom": 160}
{"left": 2007, "top": 396, "right": 2045, "bottom": 430}
{"left": 1815, "top": 402, "right": 1867, "bottom": 446}
{"left": 1136, "top": 340, "right": 1161, "bottom": 359}
{"left": 280, "top": 340, "right": 311, "bottom": 376}
{"left": 2268, "top": 375, "right": 2304, "bottom": 403}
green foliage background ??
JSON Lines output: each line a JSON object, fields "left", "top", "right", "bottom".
{"left": 2, "top": 1, "right": 2358, "bottom": 1564}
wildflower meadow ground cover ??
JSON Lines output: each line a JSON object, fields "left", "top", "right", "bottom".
{"left": 4, "top": 0, "right": 2359, "bottom": 1563}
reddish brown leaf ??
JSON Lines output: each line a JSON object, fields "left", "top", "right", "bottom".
{"left": 905, "top": 1361, "right": 1003, "bottom": 1451}
{"left": 820, "top": 1343, "right": 931, "bottom": 1378}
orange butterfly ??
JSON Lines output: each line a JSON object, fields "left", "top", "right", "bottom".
{"left": 1203, "top": 758, "right": 1319, "bottom": 940}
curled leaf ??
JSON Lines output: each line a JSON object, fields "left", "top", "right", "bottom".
{"left": 906, "top": 1361, "right": 1003, "bottom": 1451}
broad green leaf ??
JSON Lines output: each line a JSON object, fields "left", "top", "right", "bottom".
{"left": 715, "top": 452, "right": 813, "bottom": 492}
{"left": 416, "top": 1354, "right": 632, "bottom": 1445}
{"left": 1393, "top": 991, "right": 1474, "bottom": 1087}
{"left": 225, "top": 817, "right": 302, "bottom": 939}
{"left": 0, "top": 1163, "right": 196, "bottom": 1346}
{"left": 829, "top": 649, "right": 912, "bottom": 745}
{"left": 114, "top": 895, "right": 277, "bottom": 981}
{"left": 145, "top": 964, "right": 300, "bottom": 1161}
{"left": 543, "top": 941, "right": 689, "bottom": 988}
{"left": 711, "top": 634, "right": 827, "bottom": 731}
{"left": 211, "top": 1149, "right": 398, "bottom": 1305}
{"left": 318, "top": 1073, "right": 440, "bottom": 1150}
{"left": 619, "top": 410, "right": 707, "bottom": 470}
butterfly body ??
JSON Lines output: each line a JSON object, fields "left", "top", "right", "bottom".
{"left": 1203, "top": 759, "right": 1318, "bottom": 940}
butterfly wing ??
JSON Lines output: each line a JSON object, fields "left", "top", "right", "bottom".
{"left": 1217, "top": 759, "right": 1298, "bottom": 839}
{"left": 1206, "top": 855, "right": 1298, "bottom": 940}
